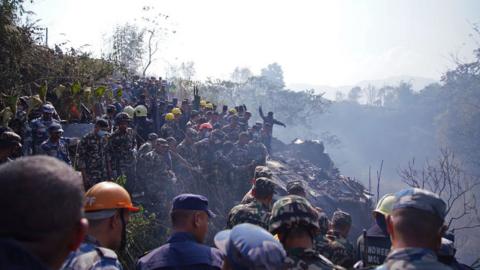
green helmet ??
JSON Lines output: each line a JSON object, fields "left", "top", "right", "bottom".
{"left": 374, "top": 193, "right": 396, "bottom": 216}
{"left": 269, "top": 195, "right": 319, "bottom": 234}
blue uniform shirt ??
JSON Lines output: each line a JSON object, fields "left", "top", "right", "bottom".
{"left": 40, "top": 137, "right": 71, "bottom": 165}
{"left": 61, "top": 235, "right": 123, "bottom": 270}
{"left": 136, "top": 232, "right": 223, "bottom": 270}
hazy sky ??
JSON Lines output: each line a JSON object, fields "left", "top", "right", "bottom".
{"left": 27, "top": 0, "right": 480, "bottom": 86}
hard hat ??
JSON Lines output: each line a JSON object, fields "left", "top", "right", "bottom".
{"left": 228, "top": 108, "right": 237, "bottom": 114}
{"left": 115, "top": 112, "right": 131, "bottom": 123}
{"left": 205, "top": 103, "right": 214, "bottom": 110}
{"left": 374, "top": 193, "right": 396, "bottom": 216}
{"left": 42, "top": 104, "right": 55, "bottom": 113}
{"left": 269, "top": 195, "right": 319, "bottom": 234}
{"left": 123, "top": 106, "right": 135, "bottom": 118}
{"left": 84, "top": 182, "right": 139, "bottom": 212}
{"left": 171, "top": 107, "right": 182, "bottom": 115}
{"left": 165, "top": 113, "right": 175, "bottom": 121}
{"left": 200, "top": 100, "right": 207, "bottom": 107}
{"left": 134, "top": 105, "right": 148, "bottom": 117}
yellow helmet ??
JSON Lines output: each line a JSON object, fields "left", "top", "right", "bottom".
{"left": 374, "top": 193, "right": 396, "bottom": 216}
{"left": 84, "top": 182, "right": 139, "bottom": 213}
{"left": 229, "top": 108, "right": 237, "bottom": 114}
{"left": 200, "top": 100, "right": 207, "bottom": 107}
{"left": 171, "top": 107, "right": 182, "bottom": 115}
{"left": 165, "top": 113, "right": 175, "bottom": 121}
{"left": 205, "top": 103, "right": 214, "bottom": 110}
{"left": 123, "top": 106, "right": 135, "bottom": 118}
{"left": 134, "top": 105, "right": 148, "bottom": 117}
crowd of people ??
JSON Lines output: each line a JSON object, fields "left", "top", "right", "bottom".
{"left": 0, "top": 82, "right": 472, "bottom": 270}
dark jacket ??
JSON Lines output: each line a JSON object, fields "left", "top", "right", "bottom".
{"left": 0, "top": 238, "right": 50, "bottom": 270}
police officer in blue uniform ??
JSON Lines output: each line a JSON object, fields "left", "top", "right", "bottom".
{"left": 137, "top": 194, "right": 223, "bottom": 270}
{"left": 40, "top": 123, "right": 72, "bottom": 165}
{"left": 29, "top": 104, "right": 61, "bottom": 154}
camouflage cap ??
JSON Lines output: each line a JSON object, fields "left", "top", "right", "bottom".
{"left": 254, "top": 166, "right": 272, "bottom": 179}
{"left": 393, "top": 188, "right": 446, "bottom": 221}
{"left": 269, "top": 195, "right": 319, "bottom": 234}
{"left": 286, "top": 181, "right": 305, "bottom": 195}
{"left": 0, "top": 131, "right": 22, "bottom": 147}
{"left": 147, "top": 133, "right": 158, "bottom": 141}
{"left": 155, "top": 138, "right": 169, "bottom": 146}
{"left": 331, "top": 210, "right": 352, "bottom": 227}
{"left": 254, "top": 177, "right": 276, "bottom": 197}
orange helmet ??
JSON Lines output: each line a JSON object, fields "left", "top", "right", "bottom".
{"left": 84, "top": 182, "right": 139, "bottom": 212}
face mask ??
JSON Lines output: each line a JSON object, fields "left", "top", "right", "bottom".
{"left": 97, "top": 130, "right": 108, "bottom": 138}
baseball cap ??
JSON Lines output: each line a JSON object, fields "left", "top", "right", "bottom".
{"left": 393, "top": 188, "right": 446, "bottom": 220}
{"left": 48, "top": 123, "right": 64, "bottom": 133}
{"left": 171, "top": 193, "right": 216, "bottom": 218}
{"left": 214, "top": 223, "right": 286, "bottom": 270}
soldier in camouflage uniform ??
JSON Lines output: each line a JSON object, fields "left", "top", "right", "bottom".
{"left": 160, "top": 113, "right": 177, "bottom": 139}
{"left": 141, "top": 138, "right": 174, "bottom": 211}
{"left": 247, "top": 131, "right": 268, "bottom": 166}
{"left": 194, "top": 129, "right": 226, "bottom": 182}
{"left": 77, "top": 119, "right": 111, "bottom": 189}
{"left": 375, "top": 188, "right": 451, "bottom": 270}
{"left": 222, "top": 115, "right": 242, "bottom": 142}
{"left": 227, "top": 177, "right": 276, "bottom": 230}
{"left": 230, "top": 132, "right": 254, "bottom": 192}
{"left": 177, "top": 128, "right": 198, "bottom": 166}
{"left": 106, "top": 113, "right": 137, "bottom": 192}
{"left": 318, "top": 211, "right": 355, "bottom": 268}
{"left": 137, "top": 133, "right": 158, "bottom": 159}
{"left": 240, "top": 165, "right": 273, "bottom": 204}
{"left": 269, "top": 195, "right": 342, "bottom": 270}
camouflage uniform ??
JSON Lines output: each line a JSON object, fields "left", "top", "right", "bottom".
{"left": 240, "top": 166, "right": 273, "bottom": 204}
{"left": 29, "top": 117, "right": 61, "bottom": 154}
{"left": 106, "top": 128, "right": 137, "bottom": 190}
{"left": 141, "top": 149, "right": 173, "bottom": 206}
{"left": 227, "top": 199, "right": 272, "bottom": 230}
{"left": 160, "top": 122, "right": 176, "bottom": 139}
{"left": 247, "top": 140, "right": 268, "bottom": 166}
{"left": 137, "top": 141, "right": 154, "bottom": 158}
{"left": 177, "top": 140, "right": 198, "bottom": 166}
{"left": 227, "top": 177, "right": 275, "bottom": 230}
{"left": 77, "top": 132, "right": 109, "bottom": 189}
{"left": 61, "top": 235, "right": 122, "bottom": 270}
{"left": 222, "top": 124, "right": 242, "bottom": 142}
{"left": 375, "top": 248, "right": 452, "bottom": 270}
{"left": 284, "top": 248, "right": 341, "bottom": 270}
{"left": 318, "top": 230, "right": 355, "bottom": 268}
{"left": 270, "top": 195, "right": 342, "bottom": 270}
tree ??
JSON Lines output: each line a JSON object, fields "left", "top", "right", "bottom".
{"left": 348, "top": 86, "right": 362, "bottom": 103}
{"left": 399, "top": 148, "right": 480, "bottom": 232}
{"left": 260, "top": 62, "right": 285, "bottom": 90}
{"left": 231, "top": 67, "right": 252, "bottom": 83}
{"left": 108, "top": 23, "right": 145, "bottom": 75}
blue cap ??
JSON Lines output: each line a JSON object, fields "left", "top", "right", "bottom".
{"left": 48, "top": 123, "right": 63, "bottom": 133}
{"left": 393, "top": 188, "right": 446, "bottom": 220}
{"left": 171, "top": 194, "right": 215, "bottom": 218}
{"left": 214, "top": 223, "right": 286, "bottom": 270}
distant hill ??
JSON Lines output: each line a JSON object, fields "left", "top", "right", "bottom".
{"left": 288, "top": 75, "right": 438, "bottom": 100}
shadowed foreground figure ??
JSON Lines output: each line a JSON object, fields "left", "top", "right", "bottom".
{"left": 0, "top": 156, "right": 87, "bottom": 270}
{"left": 375, "top": 188, "right": 451, "bottom": 270}
{"left": 137, "top": 194, "right": 223, "bottom": 270}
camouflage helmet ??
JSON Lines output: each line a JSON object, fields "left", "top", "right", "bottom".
{"left": 269, "top": 195, "right": 319, "bottom": 234}
{"left": 115, "top": 112, "right": 131, "bottom": 123}
{"left": 253, "top": 177, "right": 276, "bottom": 197}
{"left": 254, "top": 166, "right": 272, "bottom": 179}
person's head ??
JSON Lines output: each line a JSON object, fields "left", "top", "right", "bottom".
{"left": 214, "top": 223, "right": 286, "bottom": 270}
{"left": 244, "top": 111, "right": 252, "bottom": 120}
{"left": 184, "top": 129, "right": 197, "bottom": 144}
{"left": 48, "top": 124, "right": 64, "bottom": 142}
{"left": 166, "top": 137, "right": 177, "bottom": 151}
{"left": 154, "top": 138, "right": 169, "bottom": 154}
{"left": 115, "top": 112, "right": 131, "bottom": 131}
{"left": 210, "top": 130, "right": 225, "bottom": 146}
{"left": 0, "top": 156, "right": 87, "bottom": 270}
{"left": 331, "top": 210, "right": 352, "bottom": 238}
{"left": 94, "top": 119, "right": 110, "bottom": 138}
{"left": 171, "top": 107, "right": 182, "bottom": 120}
{"left": 230, "top": 115, "right": 239, "bottom": 126}
{"left": 252, "top": 177, "right": 276, "bottom": 205}
{"left": 254, "top": 166, "right": 273, "bottom": 180}
{"left": 373, "top": 193, "right": 396, "bottom": 233}
{"left": 106, "top": 105, "right": 116, "bottom": 116}
{"left": 238, "top": 132, "right": 250, "bottom": 145}
{"left": 134, "top": 105, "right": 148, "bottom": 118}
{"left": 147, "top": 132, "right": 158, "bottom": 143}
{"left": 222, "top": 141, "right": 234, "bottom": 154}
{"left": 0, "top": 131, "right": 22, "bottom": 157}
{"left": 42, "top": 104, "right": 55, "bottom": 120}
{"left": 165, "top": 112, "right": 175, "bottom": 122}
{"left": 84, "top": 182, "right": 139, "bottom": 251}
{"left": 267, "top": 111, "right": 273, "bottom": 118}
{"left": 170, "top": 194, "right": 215, "bottom": 243}
{"left": 286, "top": 181, "right": 306, "bottom": 197}
{"left": 269, "top": 195, "right": 319, "bottom": 247}
{"left": 199, "top": 123, "right": 213, "bottom": 138}
{"left": 387, "top": 188, "right": 447, "bottom": 252}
